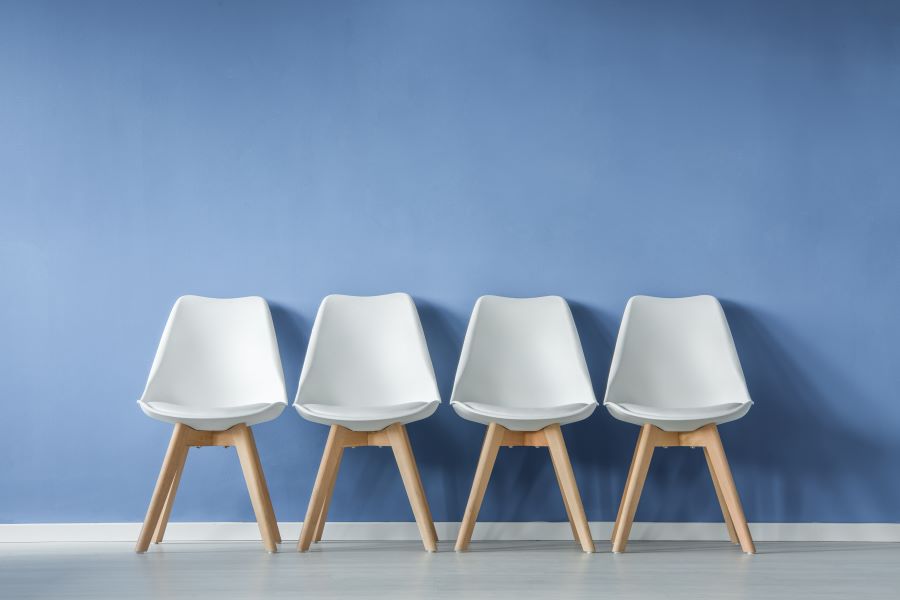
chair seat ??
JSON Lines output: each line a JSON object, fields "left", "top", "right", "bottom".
{"left": 138, "top": 400, "right": 285, "bottom": 431}
{"left": 295, "top": 400, "right": 440, "bottom": 432}
{"left": 605, "top": 400, "right": 752, "bottom": 432}
{"left": 451, "top": 400, "right": 596, "bottom": 431}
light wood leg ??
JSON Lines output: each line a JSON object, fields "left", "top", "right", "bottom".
{"left": 611, "top": 424, "right": 656, "bottom": 553}
{"left": 550, "top": 454, "right": 580, "bottom": 545}
{"left": 544, "top": 424, "right": 595, "bottom": 553}
{"left": 298, "top": 425, "right": 345, "bottom": 551}
{"left": 405, "top": 428, "right": 439, "bottom": 544}
{"left": 313, "top": 445, "right": 344, "bottom": 542}
{"left": 245, "top": 429, "right": 281, "bottom": 544}
{"left": 703, "top": 427, "right": 756, "bottom": 554}
{"left": 136, "top": 424, "right": 190, "bottom": 553}
{"left": 422, "top": 478, "right": 439, "bottom": 544}
{"left": 233, "top": 424, "right": 279, "bottom": 553}
{"left": 386, "top": 424, "right": 438, "bottom": 552}
{"left": 455, "top": 422, "right": 505, "bottom": 552}
{"left": 704, "top": 447, "right": 739, "bottom": 544}
{"left": 611, "top": 433, "right": 642, "bottom": 543}
{"left": 152, "top": 444, "right": 189, "bottom": 544}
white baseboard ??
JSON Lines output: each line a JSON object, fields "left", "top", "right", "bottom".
{"left": 2, "top": 522, "right": 899, "bottom": 543}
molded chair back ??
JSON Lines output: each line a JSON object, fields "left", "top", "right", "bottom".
{"left": 604, "top": 295, "right": 751, "bottom": 412}
{"left": 140, "top": 295, "right": 287, "bottom": 410}
{"left": 451, "top": 295, "right": 596, "bottom": 412}
{"left": 450, "top": 295, "right": 597, "bottom": 553}
{"left": 294, "top": 294, "right": 441, "bottom": 551}
{"left": 295, "top": 293, "right": 440, "bottom": 411}
{"left": 135, "top": 295, "right": 286, "bottom": 553}
{"left": 604, "top": 295, "right": 757, "bottom": 554}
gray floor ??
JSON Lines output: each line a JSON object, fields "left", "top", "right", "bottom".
{"left": 1, "top": 540, "right": 898, "bottom": 599}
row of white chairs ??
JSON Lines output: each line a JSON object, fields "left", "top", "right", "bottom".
{"left": 135, "top": 293, "right": 756, "bottom": 555}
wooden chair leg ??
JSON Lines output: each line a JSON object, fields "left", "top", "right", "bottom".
{"left": 611, "top": 432, "right": 642, "bottom": 543}
{"left": 704, "top": 447, "right": 739, "bottom": 544}
{"left": 703, "top": 426, "right": 756, "bottom": 554}
{"left": 544, "top": 424, "right": 595, "bottom": 553}
{"left": 242, "top": 429, "right": 281, "bottom": 545}
{"left": 136, "top": 424, "right": 190, "bottom": 553}
{"left": 386, "top": 424, "right": 438, "bottom": 552}
{"left": 611, "top": 424, "right": 656, "bottom": 553}
{"left": 456, "top": 422, "right": 505, "bottom": 551}
{"left": 550, "top": 455, "right": 580, "bottom": 545}
{"left": 242, "top": 425, "right": 281, "bottom": 544}
{"left": 152, "top": 445, "right": 189, "bottom": 544}
{"left": 421, "top": 477, "right": 440, "bottom": 544}
{"left": 299, "top": 425, "right": 345, "bottom": 551}
{"left": 313, "top": 445, "right": 344, "bottom": 543}
{"left": 404, "top": 428, "right": 439, "bottom": 544}
{"left": 233, "top": 424, "right": 279, "bottom": 553}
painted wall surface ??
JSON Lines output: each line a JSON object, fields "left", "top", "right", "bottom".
{"left": 2, "top": 0, "right": 899, "bottom": 524}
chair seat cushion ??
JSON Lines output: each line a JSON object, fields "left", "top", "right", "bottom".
{"left": 450, "top": 400, "right": 596, "bottom": 431}
{"left": 295, "top": 400, "right": 439, "bottom": 431}
{"left": 605, "top": 401, "right": 752, "bottom": 432}
{"left": 138, "top": 400, "right": 285, "bottom": 431}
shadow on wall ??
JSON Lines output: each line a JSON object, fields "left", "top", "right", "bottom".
{"left": 256, "top": 297, "right": 899, "bottom": 524}
{"left": 566, "top": 301, "right": 628, "bottom": 521}
{"left": 563, "top": 299, "right": 900, "bottom": 524}
{"left": 269, "top": 302, "right": 310, "bottom": 396}
{"left": 260, "top": 303, "right": 313, "bottom": 505}
{"left": 722, "top": 300, "right": 899, "bottom": 523}
{"left": 410, "top": 299, "right": 469, "bottom": 520}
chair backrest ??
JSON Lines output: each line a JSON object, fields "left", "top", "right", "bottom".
{"left": 294, "top": 293, "right": 440, "bottom": 408}
{"left": 450, "top": 295, "right": 597, "bottom": 409}
{"left": 141, "top": 295, "right": 287, "bottom": 408}
{"left": 604, "top": 295, "right": 751, "bottom": 409}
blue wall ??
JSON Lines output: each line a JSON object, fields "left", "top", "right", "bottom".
{"left": 2, "top": 0, "right": 899, "bottom": 525}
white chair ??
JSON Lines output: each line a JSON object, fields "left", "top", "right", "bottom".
{"left": 605, "top": 295, "right": 756, "bottom": 553}
{"left": 451, "top": 295, "right": 598, "bottom": 553}
{"left": 135, "top": 295, "right": 287, "bottom": 553}
{"left": 294, "top": 293, "right": 441, "bottom": 552}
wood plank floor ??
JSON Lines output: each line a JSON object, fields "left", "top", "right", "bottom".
{"left": 1, "top": 540, "right": 898, "bottom": 599}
